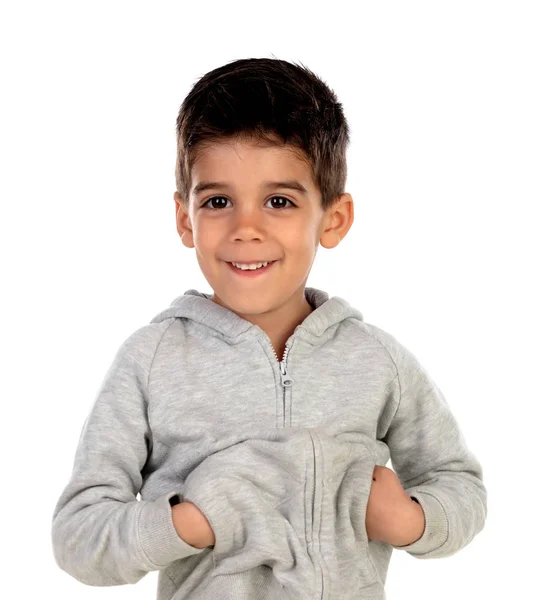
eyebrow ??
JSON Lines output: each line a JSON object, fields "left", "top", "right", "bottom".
{"left": 192, "top": 180, "right": 309, "bottom": 196}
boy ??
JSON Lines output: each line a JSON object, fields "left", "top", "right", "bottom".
{"left": 51, "top": 57, "right": 487, "bottom": 599}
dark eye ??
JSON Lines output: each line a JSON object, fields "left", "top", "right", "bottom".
{"left": 201, "top": 196, "right": 295, "bottom": 209}
{"left": 265, "top": 196, "right": 295, "bottom": 209}
{"left": 201, "top": 196, "right": 231, "bottom": 209}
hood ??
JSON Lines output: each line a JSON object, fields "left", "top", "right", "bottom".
{"left": 150, "top": 287, "right": 364, "bottom": 341}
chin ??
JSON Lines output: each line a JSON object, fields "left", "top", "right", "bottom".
{"left": 225, "top": 298, "right": 272, "bottom": 316}
{"left": 213, "top": 291, "right": 272, "bottom": 315}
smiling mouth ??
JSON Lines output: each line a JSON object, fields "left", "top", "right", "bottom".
{"left": 225, "top": 260, "right": 279, "bottom": 275}
{"left": 226, "top": 259, "right": 278, "bottom": 267}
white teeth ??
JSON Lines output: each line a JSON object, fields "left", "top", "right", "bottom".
{"left": 231, "top": 261, "right": 270, "bottom": 270}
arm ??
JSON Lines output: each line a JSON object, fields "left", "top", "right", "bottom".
{"left": 376, "top": 330, "right": 488, "bottom": 558}
{"left": 51, "top": 326, "right": 206, "bottom": 586}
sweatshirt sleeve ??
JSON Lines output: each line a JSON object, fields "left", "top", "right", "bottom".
{"left": 51, "top": 325, "right": 205, "bottom": 587}
{"left": 377, "top": 331, "right": 488, "bottom": 558}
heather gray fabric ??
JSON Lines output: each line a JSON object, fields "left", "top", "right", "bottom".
{"left": 51, "top": 287, "right": 487, "bottom": 599}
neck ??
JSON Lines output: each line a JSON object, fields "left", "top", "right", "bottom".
{"left": 212, "top": 289, "right": 314, "bottom": 360}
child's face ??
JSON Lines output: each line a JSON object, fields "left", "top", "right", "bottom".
{"left": 174, "top": 137, "right": 352, "bottom": 319}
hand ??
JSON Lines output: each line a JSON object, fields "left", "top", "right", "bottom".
{"left": 365, "top": 465, "right": 426, "bottom": 546}
{"left": 173, "top": 501, "right": 216, "bottom": 549}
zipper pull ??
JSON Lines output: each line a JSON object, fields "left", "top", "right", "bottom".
{"left": 280, "top": 361, "right": 293, "bottom": 387}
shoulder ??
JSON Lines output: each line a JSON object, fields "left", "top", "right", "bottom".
{"left": 111, "top": 319, "right": 178, "bottom": 367}
{"left": 346, "top": 318, "right": 424, "bottom": 377}
{"left": 347, "top": 318, "right": 402, "bottom": 358}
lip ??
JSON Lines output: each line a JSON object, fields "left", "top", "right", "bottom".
{"left": 225, "top": 260, "right": 278, "bottom": 277}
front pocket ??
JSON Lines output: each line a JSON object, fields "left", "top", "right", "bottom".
{"left": 181, "top": 431, "right": 316, "bottom": 592}
{"left": 179, "top": 430, "right": 381, "bottom": 599}
{"left": 313, "top": 431, "right": 380, "bottom": 596}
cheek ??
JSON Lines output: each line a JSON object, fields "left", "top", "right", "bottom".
{"left": 192, "top": 220, "right": 218, "bottom": 249}
{"left": 279, "top": 219, "right": 315, "bottom": 241}
{"left": 283, "top": 226, "right": 318, "bottom": 251}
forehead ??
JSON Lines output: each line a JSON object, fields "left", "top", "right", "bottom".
{"left": 190, "top": 139, "right": 315, "bottom": 195}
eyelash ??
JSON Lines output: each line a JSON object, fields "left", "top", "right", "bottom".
{"left": 201, "top": 196, "right": 296, "bottom": 210}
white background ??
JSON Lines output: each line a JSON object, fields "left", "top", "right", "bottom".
{"left": 1, "top": 1, "right": 539, "bottom": 598}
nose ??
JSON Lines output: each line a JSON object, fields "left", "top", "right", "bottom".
{"left": 230, "top": 204, "right": 266, "bottom": 242}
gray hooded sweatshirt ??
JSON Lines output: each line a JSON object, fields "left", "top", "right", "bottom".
{"left": 51, "top": 287, "right": 487, "bottom": 600}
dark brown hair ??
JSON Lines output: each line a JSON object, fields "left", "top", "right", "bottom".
{"left": 175, "top": 57, "right": 350, "bottom": 212}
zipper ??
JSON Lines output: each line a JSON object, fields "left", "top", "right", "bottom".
{"left": 271, "top": 342, "right": 325, "bottom": 595}
{"left": 270, "top": 343, "right": 293, "bottom": 427}
{"left": 271, "top": 344, "right": 294, "bottom": 388}
{"left": 279, "top": 346, "right": 293, "bottom": 387}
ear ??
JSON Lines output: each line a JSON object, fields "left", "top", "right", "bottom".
{"left": 319, "top": 193, "right": 354, "bottom": 249}
{"left": 174, "top": 192, "right": 195, "bottom": 249}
